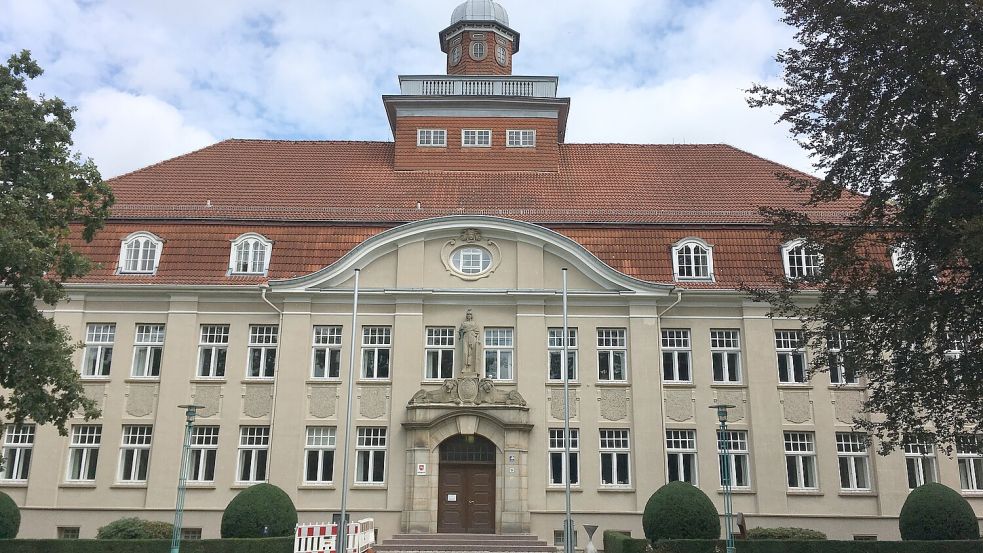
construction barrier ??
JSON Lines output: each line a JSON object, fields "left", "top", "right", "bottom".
{"left": 295, "top": 519, "right": 375, "bottom": 553}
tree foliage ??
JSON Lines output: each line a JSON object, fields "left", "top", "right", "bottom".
{"left": 747, "top": 1, "right": 983, "bottom": 450}
{"left": 0, "top": 50, "right": 113, "bottom": 431}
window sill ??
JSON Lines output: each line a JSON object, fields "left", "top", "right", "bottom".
{"left": 710, "top": 383, "right": 746, "bottom": 388}
{"left": 546, "top": 381, "right": 581, "bottom": 387}
{"left": 232, "top": 482, "right": 267, "bottom": 489}
{"left": 839, "top": 490, "right": 876, "bottom": 497}
{"left": 777, "top": 384, "right": 813, "bottom": 389}
{"left": 786, "top": 489, "right": 823, "bottom": 496}
{"left": 185, "top": 483, "right": 216, "bottom": 489}
{"left": 124, "top": 378, "right": 160, "bottom": 383}
{"left": 716, "top": 488, "right": 755, "bottom": 495}
{"left": 0, "top": 481, "right": 28, "bottom": 488}
{"left": 241, "top": 379, "right": 275, "bottom": 384}
{"left": 351, "top": 483, "right": 388, "bottom": 490}
{"left": 595, "top": 381, "right": 630, "bottom": 387}
{"left": 828, "top": 384, "right": 866, "bottom": 390}
{"left": 357, "top": 380, "right": 392, "bottom": 385}
{"left": 662, "top": 382, "right": 696, "bottom": 388}
{"left": 960, "top": 491, "right": 983, "bottom": 497}
{"left": 416, "top": 144, "right": 447, "bottom": 148}
{"left": 598, "top": 486, "right": 634, "bottom": 493}
{"left": 59, "top": 482, "right": 97, "bottom": 489}
{"left": 191, "top": 378, "right": 227, "bottom": 384}
{"left": 110, "top": 483, "right": 148, "bottom": 489}
{"left": 79, "top": 377, "right": 112, "bottom": 382}
{"left": 299, "top": 484, "right": 336, "bottom": 490}
{"left": 547, "top": 487, "right": 583, "bottom": 493}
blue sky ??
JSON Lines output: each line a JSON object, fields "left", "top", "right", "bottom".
{"left": 0, "top": 0, "right": 812, "bottom": 178}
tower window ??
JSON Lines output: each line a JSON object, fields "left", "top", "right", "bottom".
{"left": 470, "top": 41, "right": 486, "bottom": 61}
{"left": 417, "top": 129, "right": 447, "bottom": 147}
{"left": 450, "top": 45, "right": 462, "bottom": 66}
{"left": 462, "top": 129, "right": 491, "bottom": 147}
{"left": 496, "top": 45, "right": 507, "bottom": 66}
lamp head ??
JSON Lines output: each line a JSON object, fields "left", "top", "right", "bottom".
{"left": 708, "top": 403, "right": 736, "bottom": 424}
{"left": 178, "top": 404, "right": 206, "bottom": 424}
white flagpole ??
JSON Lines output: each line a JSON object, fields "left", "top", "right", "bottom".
{"left": 338, "top": 268, "right": 360, "bottom": 553}
{"left": 562, "top": 268, "right": 573, "bottom": 553}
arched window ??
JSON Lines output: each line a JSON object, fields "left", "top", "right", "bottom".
{"left": 782, "top": 239, "right": 822, "bottom": 278}
{"left": 229, "top": 233, "right": 272, "bottom": 275}
{"left": 672, "top": 238, "right": 713, "bottom": 280}
{"left": 118, "top": 232, "right": 163, "bottom": 274}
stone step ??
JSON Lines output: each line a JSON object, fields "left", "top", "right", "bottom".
{"left": 380, "top": 539, "right": 550, "bottom": 546}
{"left": 374, "top": 545, "right": 557, "bottom": 552}
{"left": 389, "top": 533, "right": 544, "bottom": 541}
{"left": 376, "top": 533, "right": 557, "bottom": 552}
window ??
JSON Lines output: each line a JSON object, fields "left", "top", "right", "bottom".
{"left": 181, "top": 528, "right": 202, "bottom": 540}
{"left": 417, "top": 129, "right": 447, "bottom": 147}
{"left": 484, "top": 328, "right": 514, "bottom": 380}
{"left": 661, "top": 330, "right": 691, "bottom": 383}
{"left": 247, "top": 325, "right": 278, "bottom": 379}
{"left": 57, "top": 527, "right": 81, "bottom": 539}
{"left": 957, "top": 435, "right": 983, "bottom": 491}
{"left": 470, "top": 41, "right": 486, "bottom": 60}
{"left": 784, "top": 432, "right": 818, "bottom": 489}
{"left": 553, "top": 529, "right": 578, "bottom": 548}
{"left": 673, "top": 239, "right": 713, "bottom": 280}
{"left": 828, "top": 331, "right": 859, "bottom": 385}
{"left": 450, "top": 246, "right": 492, "bottom": 275}
{"left": 118, "top": 232, "right": 162, "bottom": 274}
{"left": 666, "top": 430, "right": 698, "bottom": 484}
{"left": 782, "top": 239, "right": 822, "bottom": 278}
{"left": 548, "top": 428, "right": 580, "bottom": 486}
{"left": 836, "top": 433, "right": 871, "bottom": 490}
{"left": 67, "top": 425, "right": 101, "bottom": 481}
{"left": 1, "top": 424, "right": 35, "bottom": 481}
{"left": 450, "top": 45, "right": 462, "bottom": 66}
{"left": 711, "top": 330, "right": 742, "bottom": 383}
{"left": 599, "top": 429, "right": 630, "bottom": 486}
{"left": 356, "top": 427, "right": 387, "bottom": 484}
{"left": 425, "top": 327, "right": 455, "bottom": 380}
{"left": 188, "top": 426, "right": 219, "bottom": 482}
{"left": 718, "top": 430, "right": 750, "bottom": 488}
{"left": 507, "top": 129, "right": 536, "bottom": 147}
{"left": 904, "top": 442, "right": 938, "bottom": 489}
{"left": 305, "top": 426, "right": 336, "bottom": 484}
{"left": 462, "top": 129, "right": 491, "bottom": 147}
{"left": 82, "top": 323, "right": 115, "bottom": 377}
{"left": 229, "top": 233, "right": 271, "bottom": 275}
{"left": 312, "top": 326, "right": 343, "bottom": 379}
{"left": 118, "top": 425, "right": 152, "bottom": 482}
{"left": 237, "top": 426, "right": 270, "bottom": 483}
{"left": 495, "top": 44, "right": 507, "bottom": 66}
{"left": 361, "top": 326, "right": 392, "bottom": 379}
{"left": 131, "top": 324, "right": 165, "bottom": 378}
{"left": 198, "top": 325, "right": 229, "bottom": 378}
{"left": 776, "top": 330, "right": 808, "bottom": 384}
{"left": 548, "top": 328, "right": 578, "bottom": 381}
{"left": 597, "top": 328, "right": 627, "bottom": 382}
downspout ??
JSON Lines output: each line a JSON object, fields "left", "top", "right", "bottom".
{"left": 259, "top": 283, "right": 284, "bottom": 475}
{"left": 658, "top": 290, "right": 683, "bottom": 318}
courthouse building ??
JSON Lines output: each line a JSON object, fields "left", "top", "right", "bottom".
{"left": 3, "top": 0, "right": 983, "bottom": 543}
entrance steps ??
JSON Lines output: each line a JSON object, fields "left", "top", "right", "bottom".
{"left": 375, "top": 533, "right": 557, "bottom": 552}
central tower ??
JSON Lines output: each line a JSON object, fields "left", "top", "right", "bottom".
{"left": 440, "top": 0, "right": 519, "bottom": 75}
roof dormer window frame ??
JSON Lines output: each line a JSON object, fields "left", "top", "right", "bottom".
{"left": 462, "top": 129, "right": 492, "bottom": 148}
{"left": 782, "top": 238, "right": 823, "bottom": 279}
{"left": 671, "top": 237, "right": 714, "bottom": 281}
{"left": 506, "top": 129, "right": 536, "bottom": 148}
{"left": 417, "top": 129, "right": 447, "bottom": 147}
{"left": 229, "top": 233, "right": 273, "bottom": 276}
{"left": 117, "top": 232, "right": 163, "bottom": 275}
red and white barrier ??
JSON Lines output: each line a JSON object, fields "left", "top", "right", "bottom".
{"left": 295, "top": 519, "right": 375, "bottom": 553}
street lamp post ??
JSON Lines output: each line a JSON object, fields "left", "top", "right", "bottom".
{"left": 171, "top": 404, "right": 204, "bottom": 553}
{"left": 709, "top": 404, "right": 736, "bottom": 553}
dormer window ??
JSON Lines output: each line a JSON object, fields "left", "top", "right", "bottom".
{"left": 672, "top": 238, "right": 713, "bottom": 281}
{"left": 118, "top": 232, "right": 163, "bottom": 274}
{"left": 230, "top": 233, "right": 272, "bottom": 275}
{"left": 418, "top": 129, "right": 447, "bottom": 147}
{"left": 782, "top": 239, "right": 822, "bottom": 278}
{"left": 462, "top": 129, "right": 491, "bottom": 147}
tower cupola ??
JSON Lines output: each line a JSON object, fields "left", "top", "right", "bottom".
{"left": 440, "top": 0, "right": 519, "bottom": 76}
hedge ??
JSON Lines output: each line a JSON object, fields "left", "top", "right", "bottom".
{"left": 647, "top": 540, "right": 983, "bottom": 553}
{"left": 0, "top": 537, "right": 293, "bottom": 553}
{"left": 746, "top": 526, "right": 826, "bottom": 540}
{"left": 221, "top": 483, "right": 298, "bottom": 538}
{"left": 603, "top": 530, "right": 652, "bottom": 553}
{"left": 0, "top": 490, "right": 20, "bottom": 539}
{"left": 900, "top": 483, "right": 981, "bottom": 540}
{"left": 96, "top": 517, "right": 173, "bottom": 539}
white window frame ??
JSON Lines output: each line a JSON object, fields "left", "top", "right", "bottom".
{"left": 599, "top": 429, "right": 631, "bottom": 487}
{"left": 506, "top": 129, "right": 536, "bottom": 148}
{"left": 313, "top": 326, "right": 343, "bottom": 379}
{"left": 470, "top": 41, "right": 486, "bottom": 60}
{"left": 361, "top": 326, "right": 392, "bottom": 380}
{"left": 828, "top": 331, "right": 860, "bottom": 385}
{"left": 417, "top": 128, "right": 447, "bottom": 147}
{"left": 717, "top": 430, "right": 751, "bottom": 488}
{"left": 666, "top": 430, "right": 698, "bottom": 485}
{"left": 228, "top": 233, "right": 272, "bottom": 275}
{"left": 1, "top": 424, "right": 35, "bottom": 481}
{"left": 118, "top": 425, "right": 153, "bottom": 483}
{"left": 782, "top": 238, "right": 822, "bottom": 278}
{"left": 711, "top": 330, "right": 742, "bottom": 383}
{"left": 355, "top": 427, "right": 387, "bottom": 484}
{"left": 661, "top": 329, "right": 692, "bottom": 383}
{"left": 784, "top": 432, "right": 818, "bottom": 490}
{"left": 548, "top": 428, "right": 580, "bottom": 486}
{"left": 198, "top": 325, "right": 229, "bottom": 378}
{"left": 957, "top": 435, "right": 983, "bottom": 492}
{"left": 247, "top": 325, "right": 278, "bottom": 379}
{"left": 547, "top": 328, "right": 578, "bottom": 382}
{"left": 597, "top": 328, "right": 628, "bottom": 382}
{"left": 188, "top": 426, "right": 219, "bottom": 483}
{"left": 450, "top": 246, "right": 492, "bottom": 275}
{"left": 118, "top": 231, "right": 163, "bottom": 274}
{"left": 304, "top": 426, "right": 336, "bottom": 484}
{"left": 425, "top": 327, "right": 455, "bottom": 380}
{"left": 776, "top": 330, "right": 808, "bottom": 384}
{"left": 82, "top": 323, "right": 115, "bottom": 377}
{"left": 904, "top": 442, "right": 938, "bottom": 490}
{"left": 131, "top": 323, "right": 165, "bottom": 378}
{"left": 462, "top": 129, "right": 492, "bottom": 148}
{"left": 483, "top": 328, "right": 514, "bottom": 381}
{"left": 836, "top": 432, "right": 871, "bottom": 491}
{"left": 237, "top": 426, "right": 270, "bottom": 483}
{"left": 672, "top": 238, "right": 713, "bottom": 281}
{"left": 67, "top": 425, "right": 101, "bottom": 482}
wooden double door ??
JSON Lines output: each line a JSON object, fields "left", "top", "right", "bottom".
{"left": 437, "top": 435, "right": 496, "bottom": 534}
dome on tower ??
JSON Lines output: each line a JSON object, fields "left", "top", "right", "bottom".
{"left": 450, "top": 0, "right": 509, "bottom": 27}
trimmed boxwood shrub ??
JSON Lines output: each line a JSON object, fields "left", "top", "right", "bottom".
{"left": 0, "top": 490, "right": 19, "bottom": 539}
{"left": 220, "top": 483, "right": 298, "bottom": 538}
{"left": 604, "top": 530, "right": 653, "bottom": 553}
{"left": 747, "top": 527, "right": 827, "bottom": 540}
{"left": 899, "top": 482, "right": 981, "bottom": 540}
{"left": 96, "top": 517, "right": 173, "bottom": 539}
{"left": 643, "top": 481, "right": 720, "bottom": 541}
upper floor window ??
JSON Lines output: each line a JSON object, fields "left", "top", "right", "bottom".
{"left": 1, "top": 424, "right": 35, "bottom": 481}
{"left": 597, "top": 328, "right": 627, "bottom": 382}
{"left": 957, "top": 434, "right": 983, "bottom": 492}
{"left": 672, "top": 239, "right": 713, "bottom": 280}
{"left": 484, "top": 328, "right": 514, "bottom": 380}
{"left": 417, "top": 129, "right": 447, "bottom": 147}
{"left": 507, "top": 130, "right": 536, "bottom": 148}
{"left": 118, "top": 232, "right": 162, "bottom": 274}
{"left": 361, "top": 326, "right": 392, "bottom": 380}
{"left": 82, "top": 323, "right": 115, "bottom": 377}
{"left": 132, "top": 324, "right": 165, "bottom": 378}
{"left": 313, "top": 326, "right": 343, "bottom": 379}
{"left": 425, "top": 327, "right": 455, "bottom": 380}
{"left": 462, "top": 129, "right": 491, "bottom": 147}
{"left": 782, "top": 239, "right": 822, "bottom": 278}
{"left": 710, "top": 330, "right": 742, "bottom": 383}
{"left": 776, "top": 330, "right": 808, "bottom": 384}
{"left": 229, "top": 233, "right": 272, "bottom": 275}
{"left": 828, "top": 331, "right": 859, "bottom": 385}
{"left": 198, "top": 325, "right": 229, "bottom": 378}
{"left": 661, "top": 329, "right": 692, "bottom": 383}
{"left": 247, "top": 325, "right": 278, "bottom": 379}
{"left": 548, "top": 328, "right": 577, "bottom": 382}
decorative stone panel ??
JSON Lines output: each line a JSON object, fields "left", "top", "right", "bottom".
{"left": 82, "top": 383, "right": 106, "bottom": 412}
{"left": 713, "top": 389, "right": 747, "bottom": 422}
{"left": 833, "top": 390, "right": 866, "bottom": 424}
{"left": 359, "top": 386, "right": 389, "bottom": 419}
{"left": 598, "top": 388, "right": 628, "bottom": 421}
{"left": 125, "top": 384, "right": 158, "bottom": 417}
{"left": 242, "top": 384, "right": 273, "bottom": 418}
{"left": 308, "top": 384, "right": 339, "bottom": 419}
{"left": 548, "top": 388, "right": 578, "bottom": 420}
{"left": 664, "top": 389, "right": 694, "bottom": 422}
{"left": 191, "top": 385, "right": 222, "bottom": 418}
{"left": 781, "top": 390, "right": 813, "bottom": 423}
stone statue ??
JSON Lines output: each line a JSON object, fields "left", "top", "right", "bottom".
{"left": 477, "top": 380, "right": 527, "bottom": 406}
{"left": 409, "top": 379, "right": 461, "bottom": 405}
{"left": 459, "top": 309, "right": 480, "bottom": 376}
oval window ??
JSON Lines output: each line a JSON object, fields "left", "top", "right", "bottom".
{"left": 470, "top": 41, "right": 486, "bottom": 61}
{"left": 496, "top": 45, "right": 507, "bottom": 66}
{"left": 451, "top": 45, "right": 462, "bottom": 66}
{"left": 451, "top": 246, "right": 492, "bottom": 275}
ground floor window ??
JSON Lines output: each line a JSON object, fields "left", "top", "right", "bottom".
{"left": 784, "top": 432, "right": 817, "bottom": 489}
{"left": 599, "top": 429, "right": 630, "bottom": 486}
{"left": 666, "top": 429, "right": 698, "bottom": 484}
{"left": 305, "top": 426, "right": 336, "bottom": 484}
{"left": 717, "top": 429, "right": 750, "bottom": 488}
{"left": 548, "top": 428, "right": 580, "bottom": 486}
{"left": 356, "top": 427, "right": 387, "bottom": 484}
{"left": 237, "top": 426, "right": 270, "bottom": 483}
{"left": 957, "top": 435, "right": 983, "bottom": 491}
{"left": 904, "top": 442, "right": 938, "bottom": 489}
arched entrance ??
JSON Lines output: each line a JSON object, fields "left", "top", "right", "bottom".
{"left": 437, "top": 434, "right": 496, "bottom": 533}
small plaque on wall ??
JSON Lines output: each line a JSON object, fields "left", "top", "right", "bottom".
{"left": 417, "top": 463, "right": 427, "bottom": 475}
{"left": 447, "top": 494, "right": 457, "bottom": 502}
